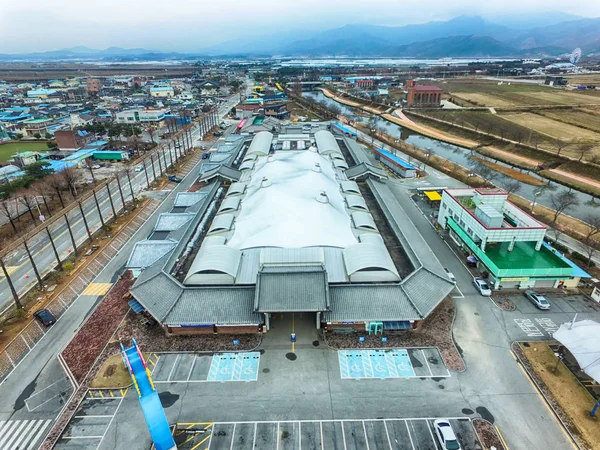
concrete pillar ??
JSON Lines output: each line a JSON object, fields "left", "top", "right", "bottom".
{"left": 535, "top": 239, "right": 543, "bottom": 251}
{"left": 316, "top": 312, "right": 321, "bottom": 330}
{"left": 480, "top": 239, "right": 486, "bottom": 252}
{"left": 265, "top": 313, "right": 270, "bottom": 331}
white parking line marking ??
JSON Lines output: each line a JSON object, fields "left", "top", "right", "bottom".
{"left": 299, "top": 422, "right": 301, "bottom": 449}
{"left": 383, "top": 420, "right": 393, "bottom": 450}
{"left": 167, "top": 354, "right": 181, "bottom": 382}
{"left": 252, "top": 422, "right": 257, "bottom": 449}
{"left": 421, "top": 350, "right": 434, "bottom": 377}
{"left": 229, "top": 423, "right": 237, "bottom": 450}
{"left": 362, "top": 421, "right": 371, "bottom": 450}
{"left": 425, "top": 419, "right": 438, "bottom": 449}
{"left": 320, "top": 421, "right": 324, "bottom": 450}
{"left": 187, "top": 355, "right": 197, "bottom": 382}
{"left": 341, "top": 421, "right": 348, "bottom": 450}
{"left": 25, "top": 377, "right": 69, "bottom": 401}
{"left": 405, "top": 421, "right": 416, "bottom": 450}
{"left": 276, "top": 422, "right": 280, "bottom": 450}
{"left": 452, "top": 285, "right": 464, "bottom": 299}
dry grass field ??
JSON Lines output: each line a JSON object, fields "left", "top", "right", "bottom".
{"left": 451, "top": 92, "right": 516, "bottom": 107}
{"left": 501, "top": 112, "right": 600, "bottom": 142}
{"left": 538, "top": 109, "right": 600, "bottom": 133}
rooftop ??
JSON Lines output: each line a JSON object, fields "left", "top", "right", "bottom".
{"left": 485, "top": 240, "right": 571, "bottom": 271}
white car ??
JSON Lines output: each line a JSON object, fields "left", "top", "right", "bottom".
{"left": 472, "top": 277, "right": 492, "bottom": 296}
{"left": 433, "top": 419, "right": 461, "bottom": 450}
{"left": 525, "top": 290, "right": 551, "bottom": 310}
{"left": 134, "top": 165, "right": 144, "bottom": 172}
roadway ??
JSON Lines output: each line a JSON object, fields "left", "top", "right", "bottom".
{"left": 0, "top": 93, "right": 239, "bottom": 314}
{"left": 0, "top": 98, "right": 241, "bottom": 449}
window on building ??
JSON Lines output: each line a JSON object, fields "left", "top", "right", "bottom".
{"left": 467, "top": 227, "right": 473, "bottom": 236}
{"left": 454, "top": 214, "right": 460, "bottom": 221}
{"left": 459, "top": 220, "right": 465, "bottom": 228}
{"left": 441, "top": 203, "right": 446, "bottom": 209}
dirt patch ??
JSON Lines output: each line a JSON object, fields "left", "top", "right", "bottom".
{"left": 116, "top": 313, "right": 261, "bottom": 353}
{"left": 90, "top": 353, "right": 132, "bottom": 388}
{"left": 489, "top": 295, "right": 516, "bottom": 311}
{"left": 471, "top": 157, "right": 546, "bottom": 186}
{"left": 473, "top": 419, "right": 506, "bottom": 450}
{"left": 502, "top": 112, "right": 600, "bottom": 145}
{"left": 62, "top": 272, "right": 134, "bottom": 383}
{"left": 516, "top": 342, "right": 596, "bottom": 450}
{"left": 325, "top": 298, "right": 465, "bottom": 371}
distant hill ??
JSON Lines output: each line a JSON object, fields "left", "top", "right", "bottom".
{"left": 508, "top": 18, "right": 600, "bottom": 51}
{"left": 0, "top": 46, "right": 166, "bottom": 61}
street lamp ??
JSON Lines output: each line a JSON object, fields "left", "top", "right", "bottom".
{"left": 531, "top": 188, "right": 543, "bottom": 213}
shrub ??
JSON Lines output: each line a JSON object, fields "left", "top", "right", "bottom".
{"left": 14, "top": 308, "right": 26, "bottom": 320}
{"left": 62, "top": 262, "right": 74, "bottom": 272}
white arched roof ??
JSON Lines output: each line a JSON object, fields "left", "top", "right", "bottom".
{"left": 184, "top": 245, "right": 242, "bottom": 283}
{"left": 340, "top": 180, "right": 360, "bottom": 195}
{"left": 247, "top": 131, "right": 273, "bottom": 156}
{"left": 239, "top": 160, "right": 255, "bottom": 171}
{"left": 208, "top": 214, "right": 235, "bottom": 234}
{"left": 359, "top": 233, "right": 384, "bottom": 245}
{"left": 218, "top": 197, "right": 241, "bottom": 214}
{"left": 226, "top": 182, "right": 246, "bottom": 197}
{"left": 242, "top": 154, "right": 257, "bottom": 163}
{"left": 333, "top": 159, "right": 349, "bottom": 170}
{"left": 345, "top": 195, "right": 368, "bottom": 211}
{"left": 315, "top": 130, "right": 343, "bottom": 156}
{"left": 351, "top": 212, "right": 378, "bottom": 231}
{"left": 202, "top": 235, "right": 227, "bottom": 247}
{"left": 343, "top": 243, "right": 399, "bottom": 278}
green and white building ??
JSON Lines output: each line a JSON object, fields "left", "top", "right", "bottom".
{"left": 438, "top": 188, "right": 589, "bottom": 290}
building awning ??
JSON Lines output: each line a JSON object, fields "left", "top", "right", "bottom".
{"left": 128, "top": 299, "right": 145, "bottom": 313}
{"left": 424, "top": 191, "right": 442, "bottom": 201}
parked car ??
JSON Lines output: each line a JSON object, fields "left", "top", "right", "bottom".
{"left": 433, "top": 420, "right": 461, "bottom": 450}
{"left": 525, "top": 290, "right": 550, "bottom": 310}
{"left": 168, "top": 175, "right": 182, "bottom": 183}
{"left": 201, "top": 153, "right": 210, "bottom": 160}
{"left": 213, "top": 131, "right": 223, "bottom": 137}
{"left": 134, "top": 165, "right": 144, "bottom": 172}
{"left": 33, "top": 308, "right": 56, "bottom": 327}
{"left": 472, "top": 277, "right": 492, "bottom": 296}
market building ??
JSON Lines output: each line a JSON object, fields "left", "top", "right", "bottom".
{"left": 437, "top": 188, "right": 590, "bottom": 289}
{"left": 128, "top": 130, "right": 455, "bottom": 336}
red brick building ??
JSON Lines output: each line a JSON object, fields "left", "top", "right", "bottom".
{"left": 55, "top": 130, "right": 95, "bottom": 151}
{"left": 354, "top": 79, "right": 374, "bottom": 88}
{"left": 85, "top": 78, "right": 101, "bottom": 93}
{"left": 406, "top": 80, "right": 442, "bottom": 107}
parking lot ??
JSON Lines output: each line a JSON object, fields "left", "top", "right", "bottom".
{"left": 151, "top": 352, "right": 261, "bottom": 384}
{"left": 175, "top": 418, "right": 480, "bottom": 450}
{"left": 54, "top": 390, "right": 128, "bottom": 450}
{"left": 510, "top": 293, "right": 600, "bottom": 315}
{"left": 338, "top": 348, "right": 450, "bottom": 380}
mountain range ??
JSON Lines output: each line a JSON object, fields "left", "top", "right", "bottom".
{"left": 2, "top": 15, "right": 599, "bottom": 60}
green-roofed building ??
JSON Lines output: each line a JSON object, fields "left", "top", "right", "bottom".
{"left": 439, "top": 188, "right": 590, "bottom": 290}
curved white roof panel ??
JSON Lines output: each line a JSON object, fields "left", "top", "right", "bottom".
{"left": 202, "top": 235, "right": 227, "bottom": 247}
{"left": 226, "top": 151, "right": 359, "bottom": 250}
{"left": 239, "top": 160, "right": 255, "bottom": 171}
{"left": 341, "top": 181, "right": 360, "bottom": 195}
{"left": 208, "top": 214, "right": 235, "bottom": 234}
{"left": 345, "top": 195, "right": 368, "bottom": 211}
{"left": 343, "top": 243, "right": 399, "bottom": 279}
{"left": 315, "top": 130, "right": 342, "bottom": 156}
{"left": 333, "top": 159, "right": 349, "bottom": 170}
{"left": 246, "top": 131, "right": 273, "bottom": 156}
{"left": 218, "top": 197, "right": 241, "bottom": 214}
{"left": 227, "top": 182, "right": 246, "bottom": 197}
{"left": 359, "top": 233, "right": 384, "bottom": 245}
{"left": 242, "top": 154, "right": 257, "bottom": 163}
{"left": 184, "top": 245, "right": 242, "bottom": 283}
{"left": 352, "top": 212, "right": 378, "bottom": 231}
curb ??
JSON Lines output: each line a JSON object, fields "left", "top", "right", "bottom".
{"left": 472, "top": 417, "right": 507, "bottom": 450}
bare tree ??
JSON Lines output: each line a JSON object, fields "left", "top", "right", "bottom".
{"left": 83, "top": 158, "right": 96, "bottom": 184}
{"left": 31, "top": 180, "right": 53, "bottom": 217}
{"left": 549, "top": 190, "right": 579, "bottom": 222}
{"left": 46, "top": 174, "right": 67, "bottom": 208}
{"left": 575, "top": 140, "right": 595, "bottom": 162}
{"left": 16, "top": 189, "right": 39, "bottom": 223}
{"left": 551, "top": 138, "right": 572, "bottom": 157}
{"left": 0, "top": 199, "right": 17, "bottom": 233}
{"left": 582, "top": 215, "right": 600, "bottom": 266}
{"left": 512, "top": 128, "right": 527, "bottom": 145}
{"left": 501, "top": 178, "right": 522, "bottom": 195}
{"left": 146, "top": 125, "right": 158, "bottom": 145}
{"left": 60, "top": 167, "right": 80, "bottom": 199}
{"left": 470, "top": 161, "right": 497, "bottom": 184}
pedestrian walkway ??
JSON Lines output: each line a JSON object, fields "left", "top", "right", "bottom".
{"left": 81, "top": 283, "right": 113, "bottom": 296}
{"left": 0, "top": 419, "right": 52, "bottom": 450}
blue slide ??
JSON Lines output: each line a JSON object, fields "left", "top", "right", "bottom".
{"left": 121, "top": 339, "right": 176, "bottom": 450}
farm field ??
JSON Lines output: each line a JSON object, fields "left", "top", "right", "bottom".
{"left": 0, "top": 141, "right": 50, "bottom": 162}
{"left": 451, "top": 92, "right": 516, "bottom": 107}
{"left": 501, "top": 112, "right": 600, "bottom": 142}
{"left": 537, "top": 109, "right": 600, "bottom": 133}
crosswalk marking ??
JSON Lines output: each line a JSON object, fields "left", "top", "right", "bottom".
{"left": 0, "top": 419, "right": 51, "bottom": 450}
{"left": 81, "top": 282, "right": 113, "bottom": 296}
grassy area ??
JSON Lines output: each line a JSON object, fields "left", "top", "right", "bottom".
{"left": 520, "top": 342, "right": 599, "bottom": 450}
{"left": 471, "top": 157, "right": 546, "bottom": 186}
{"left": 90, "top": 353, "right": 134, "bottom": 388}
{"left": 441, "top": 79, "right": 600, "bottom": 107}
{"left": 537, "top": 109, "right": 600, "bottom": 133}
{"left": 501, "top": 112, "right": 600, "bottom": 144}
{"left": 0, "top": 141, "right": 50, "bottom": 162}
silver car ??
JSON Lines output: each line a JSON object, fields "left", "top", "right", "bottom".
{"left": 525, "top": 290, "right": 550, "bottom": 310}
{"left": 472, "top": 277, "right": 492, "bottom": 296}
{"left": 433, "top": 419, "right": 461, "bottom": 450}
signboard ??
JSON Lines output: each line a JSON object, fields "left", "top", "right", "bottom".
{"left": 501, "top": 277, "right": 530, "bottom": 282}
{"left": 591, "top": 287, "right": 600, "bottom": 303}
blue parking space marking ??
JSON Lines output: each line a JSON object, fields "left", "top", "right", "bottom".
{"left": 207, "top": 352, "right": 260, "bottom": 382}
{"left": 338, "top": 349, "right": 416, "bottom": 379}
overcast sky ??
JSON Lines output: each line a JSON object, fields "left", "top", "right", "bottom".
{"left": 1, "top": 0, "right": 598, "bottom": 53}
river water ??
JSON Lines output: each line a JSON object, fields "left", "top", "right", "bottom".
{"left": 304, "top": 91, "right": 597, "bottom": 222}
